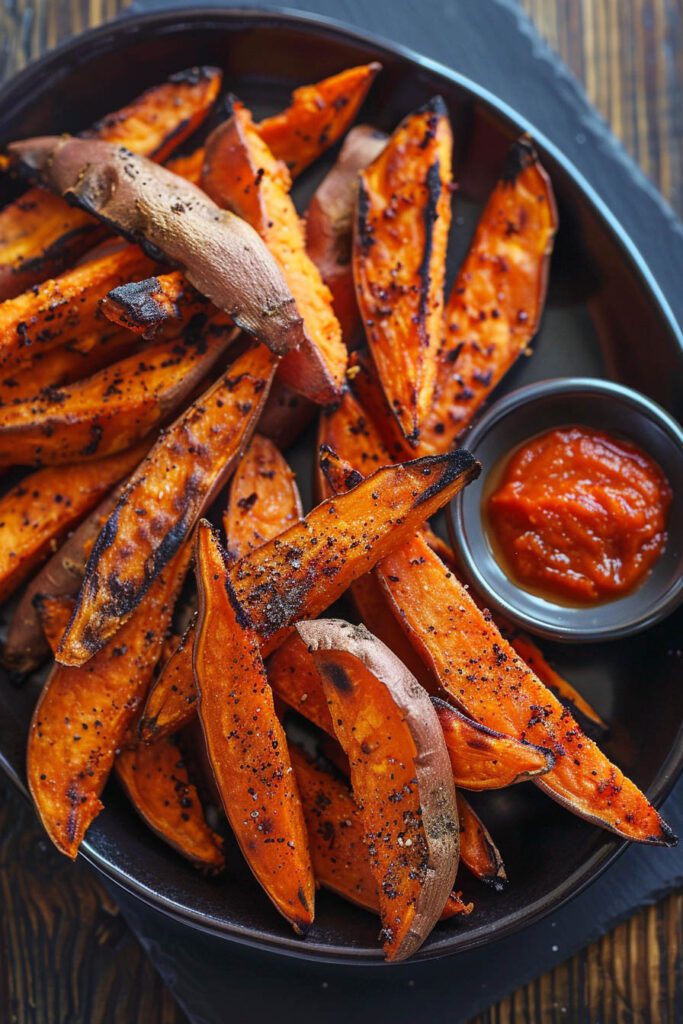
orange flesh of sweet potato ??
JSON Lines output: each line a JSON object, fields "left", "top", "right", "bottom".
{"left": 100, "top": 270, "right": 213, "bottom": 339}
{"left": 296, "top": 619, "right": 458, "bottom": 961}
{"left": 377, "top": 533, "right": 675, "bottom": 845}
{"left": 193, "top": 521, "right": 315, "bottom": 932}
{"left": 257, "top": 63, "right": 382, "bottom": 178}
{"left": 0, "top": 69, "right": 222, "bottom": 300}
{"left": 305, "top": 125, "right": 387, "bottom": 343}
{"left": 0, "top": 245, "right": 153, "bottom": 377}
{"left": 34, "top": 593, "right": 74, "bottom": 656}
{"left": 290, "top": 746, "right": 472, "bottom": 920}
{"left": 201, "top": 102, "right": 346, "bottom": 405}
{"left": 456, "top": 793, "right": 507, "bottom": 889}
{"left": 139, "top": 434, "right": 302, "bottom": 743}
{"left": 57, "top": 341, "right": 275, "bottom": 666}
{"left": 115, "top": 732, "right": 224, "bottom": 871}
{"left": 27, "top": 543, "right": 192, "bottom": 857}
{"left": 353, "top": 98, "right": 452, "bottom": 444}
{"left": 0, "top": 442, "right": 147, "bottom": 605}
{"left": 0, "top": 323, "right": 235, "bottom": 467}
{"left": 224, "top": 434, "right": 303, "bottom": 558}
{"left": 348, "top": 348, "right": 416, "bottom": 460}
{"left": 418, "top": 138, "right": 558, "bottom": 454}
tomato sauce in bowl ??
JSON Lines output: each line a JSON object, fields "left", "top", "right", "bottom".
{"left": 486, "top": 426, "right": 672, "bottom": 604}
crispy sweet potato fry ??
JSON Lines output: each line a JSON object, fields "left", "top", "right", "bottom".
{"left": 0, "top": 442, "right": 147, "bottom": 605}
{"left": 201, "top": 102, "right": 346, "bottom": 404}
{"left": 27, "top": 543, "right": 191, "bottom": 857}
{"left": 0, "top": 323, "right": 235, "bottom": 467}
{"left": 101, "top": 270, "right": 213, "bottom": 339}
{"left": 353, "top": 98, "right": 452, "bottom": 443}
{"left": 290, "top": 747, "right": 472, "bottom": 920}
{"left": 457, "top": 793, "right": 507, "bottom": 889}
{"left": 257, "top": 63, "right": 381, "bottom": 177}
{"left": 57, "top": 341, "right": 275, "bottom": 666}
{"left": 306, "top": 125, "right": 387, "bottom": 342}
{"left": 0, "top": 69, "right": 221, "bottom": 300}
{"left": 115, "top": 731, "right": 224, "bottom": 871}
{"left": 193, "top": 521, "right": 314, "bottom": 931}
{"left": 349, "top": 348, "right": 415, "bottom": 460}
{"left": 377, "top": 534, "right": 675, "bottom": 845}
{"left": 8, "top": 138, "right": 305, "bottom": 358}
{"left": 224, "top": 434, "right": 303, "bottom": 558}
{"left": 138, "top": 620, "right": 198, "bottom": 743}
{"left": 34, "top": 593, "right": 74, "bottom": 656}
{"left": 296, "top": 618, "right": 458, "bottom": 961}
{"left": 419, "top": 138, "right": 558, "bottom": 454}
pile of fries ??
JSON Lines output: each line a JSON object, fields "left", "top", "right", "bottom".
{"left": 0, "top": 62, "right": 675, "bottom": 961}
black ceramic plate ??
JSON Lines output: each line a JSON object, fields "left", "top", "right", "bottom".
{"left": 0, "top": 8, "right": 682, "bottom": 965}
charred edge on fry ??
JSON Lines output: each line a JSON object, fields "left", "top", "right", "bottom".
{"left": 105, "top": 278, "right": 173, "bottom": 327}
{"left": 500, "top": 136, "right": 537, "bottom": 184}
{"left": 410, "top": 449, "right": 479, "bottom": 507}
{"left": 318, "top": 659, "right": 354, "bottom": 694}
{"left": 10, "top": 223, "right": 104, "bottom": 277}
{"left": 356, "top": 180, "right": 374, "bottom": 254}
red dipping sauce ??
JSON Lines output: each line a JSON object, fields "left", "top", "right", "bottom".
{"left": 487, "top": 426, "right": 672, "bottom": 604}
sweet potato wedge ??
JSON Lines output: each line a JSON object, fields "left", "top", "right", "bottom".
{"left": 257, "top": 63, "right": 381, "bottom": 177}
{"left": 295, "top": 618, "right": 458, "bottom": 961}
{"left": 353, "top": 98, "right": 452, "bottom": 444}
{"left": 306, "top": 125, "right": 387, "bottom": 342}
{"left": 348, "top": 348, "right": 415, "bottom": 460}
{"left": 27, "top": 542, "right": 192, "bottom": 857}
{"left": 377, "top": 533, "right": 675, "bottom": 845}
{"left": 0, "top": 322, "right": 235, "bottom": 467}
{"left": 419, "top": 138, "right": 558, "bottom": 454}
{"left": 138, "top": 620, "right": 198, "bottom": 744}
{"left": 224, "top": 434, "right": 303, "bottom": 558}
{"left": 201, "top": 102, "right": 346, "bottom": 404}
{"left": 193, "top": 520, "right": 314, "bottom": 932}
{"left": 57, "top": 342, "right": 275, "bottom": 666}
{"left": 115, "top": 732, "right": 224, "bottom": 872}
{"left": 0, "top": 245, "right": 153, "bottom": 378}
{"left": 457, "top": 793, "right": 507, "bottom": 889}
{"left": 34, "top": 593, "right": 74, "bottom": 656}
{"left": 290, "top": 746, "right": 472, "bottom": 920}
{"left": 0, "top": 69, "right": 221, "bottom": 300}
{"left": 0, "top": 442, "right": 147, "bottom": 605}
{"left": 8, "top": 137, "right": 305, "bottom": 358}
{"left": 101, "top": 270, "right": 213, "bottom": 339}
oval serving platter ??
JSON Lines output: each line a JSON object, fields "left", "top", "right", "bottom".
{"left": 0, "top": 7, "right": 681, "bottom": 964}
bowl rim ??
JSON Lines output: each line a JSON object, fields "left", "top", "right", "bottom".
{"left": 449, "top": 376, "right": 683, "bottom": 643}
{"left": 0, "top": 4, "right": 682, "bottom": 964}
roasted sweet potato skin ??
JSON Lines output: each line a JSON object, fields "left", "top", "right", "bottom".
{"left": 202, "top": 102, "right": 346, "bottom": 404}
{"left": 419, "top": 138, "right": 558, "bottom": 454}
{"left": 27, "top": 543, "right": 191, "bottom": 857}
{"left": 0, "top": 69, "right": 221, "bottom": 299}
{"left": 193, "top": 521, "right": 315, "bottom": 932}
{"left": 297, "top": 619, "right": 458, "bottom": 961}
{"left": 0, "top": 442, "right": 146, "bottom": 605}
{"left": 353, "top": 97, "right": 452, "bottom": 443}
{"left": 115, "top": 732, "right": 224, "bottom": 871}
{"left": 57, "top": 342, "right": 275, "bottom": 666}
{"left": 378, "top": 532, "right": 676, "bottom": 845}
{"left": 8, "top": 137, "right": 305, "bottom": 358}
{"left": 457, "top": 793, "right": 507, "bottom": 889}
{"left": 0, "top": 323, "right": 234, "bottom": 467}
{"left": 257, "top": 63, "right": 381, "bottom": 177}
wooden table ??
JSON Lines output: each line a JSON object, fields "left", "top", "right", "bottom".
{"left": 0, "top": 2, "right": 681, "bottom": 1021}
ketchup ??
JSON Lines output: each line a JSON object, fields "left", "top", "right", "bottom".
{"left": 487, "top": 426, "right": 672, "bottom": 604}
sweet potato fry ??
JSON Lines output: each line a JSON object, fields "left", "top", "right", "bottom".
{"left": 115, "top": 732, "right": 224, "bottom": 871}
{"left": 377, "top": 533, "right": 675, "bottom": 845}
{"left": 296, "top": 618, "right": 458, "bottom": 961}
{"left": 34, "top": 594, "right": 74, "bottom": 656}
{"left": 138, "top": 621, "right": 198, "bottom": 743}
{"left": 290, "top": 747, "right": 472, "bottom": 920}
{"left": 101, "top": 271, "right": 213, "bottom": 339}
{"left": 201, "top": 101, "right": 346, "bottom": 404}
{"left": 57, "top": 342, "right": 275, "bottom": 666}
{"left": 419, "top": 138, "right": 558, "bottom": 454}
{"left": 306, "top": 125, "right": 387, "bottom": 342}
{"left": 457, "top": 793, "right": 507, "bottom": 889}
{"left": 257, "top": 63, "right": 381, "bottom": 177}
{"left": 348, "top": 348, "right": 415, "bottom": 460}
{"left": 224, "top": 434, "right": 303, "bottom": 558}
{"left": 0, "top": 323, "right": 235, "bottom": 467}
{"left": 8, "top": 138, "right": 305, "bottom": 358}
{"left": 27, "top": 543, "right": 192, "bottom": 857}
{"left": 0, "top": 69, "right": 221, "bottom": 299}
{"left": 0, "top": 442, "right": 146, "bottom": 605}
{"left": 353, "top": 98, "right": 452, "bottom": 443}
{"left": 0, "top": 246, "right": 153, "bottom": 378}
{"left": 193, "top": 520, "right": 315, "bottom": 931}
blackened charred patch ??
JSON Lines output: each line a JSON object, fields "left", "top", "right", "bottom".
{"left": 15, "top": 223, "right": 102, "bottom": 276}
{"left": 224, "top": 573, "right": 253, "bottom": 630}
{"left": 319, "top": 660, "right": 353, "bottom": 694}
{"left": 416, "top": 160, "right": 441, "bottom": 331}
{"left": 168, "top": 66, "right": 219, "bottom": 87}
{"left": 411, "top": 449, "right": 479, "bottom": 507}
{"left": 356, "top": 180, "right": 374, "bottom": 254}
{"left": 501, "top": 136, "right": 537, "bottom": 184}
{"left": 106, "top": 278, "right": 168, "bottom": 327}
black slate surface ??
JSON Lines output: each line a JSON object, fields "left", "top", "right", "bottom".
{"left": 103, "top": 0, "right": 683, "bottom": 1020}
